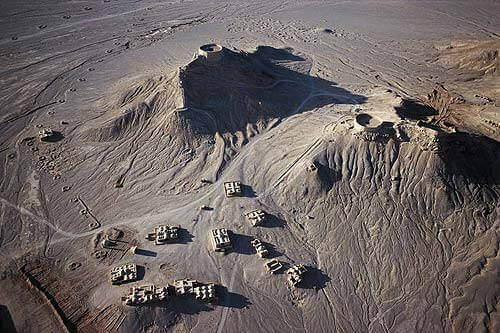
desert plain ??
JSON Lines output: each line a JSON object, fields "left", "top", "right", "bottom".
{"left": 0, "top": 0, "right": 499, "bottom": 332}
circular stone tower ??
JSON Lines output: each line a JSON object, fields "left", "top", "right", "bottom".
{"left": 198, "top": 44, "right": 223, "bottom": 63}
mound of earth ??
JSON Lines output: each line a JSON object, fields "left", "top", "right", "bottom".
{"left": 424, "top": 40, "right": 500, "bottom": 142}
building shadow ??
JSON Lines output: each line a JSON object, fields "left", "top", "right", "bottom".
{"left": 395, "top": 99, "right": 437, "bottom": 121}
{"left": 166, "top": 297, "right": 214, "bottom": 314}
{"left": 215, "top": 285, "right": 252, "bottom": 309}
{"left": 230, "top": 233, "right": 254, "bottom": 255}
{"left": 136, "top": 265, "right": 145, "bottom": 281}
{"left": 180, "top": 45, "right": 368, "bottom": 136}
{"left": 0, "top": 305, "right": 17, "bottom": 333}
{"left": 261, "top": 213, "right": 286, "bottom": 228}
{"left": 178, "top": 228, "right": 194, "bottom": 244}
{"left": 241, "top": 184, "right": 257, "bottom": 198}
{"left": 436, "top": 131, "right": 500, "bottom": 185}
{"left": 299, "top": 266, "right": 331, "bottom": 290}
{"left": 135, "top": 248, "right": 157, "bottom": 257}
{"left": 261, "top": 241, "right": 283, "bottom": 259}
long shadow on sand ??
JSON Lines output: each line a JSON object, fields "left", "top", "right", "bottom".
{"left": 0, "top": 305, "right": 17, "bottom": 333}
{"left": 181, "top": 45, "right": 368, "bottom": 136}
{"left": 436, "top": 131, "right": 500, "bottom": 186}
{"left": 299, "top": 266, "right": 331, "bottom": 290}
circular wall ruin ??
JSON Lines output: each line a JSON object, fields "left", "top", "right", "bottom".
{"left": 198, "top": 44, "right": 223, "bottom": 62}
{"left": 353, "top": 113, "right": 382, "bottom": 132}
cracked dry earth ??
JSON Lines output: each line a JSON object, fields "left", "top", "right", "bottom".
{"left": 0, "top": 1, "right": 499, "bottom": 332}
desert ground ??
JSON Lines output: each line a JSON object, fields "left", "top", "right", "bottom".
{"left": 0, "top": 1, "right": 499, "bottom": 332}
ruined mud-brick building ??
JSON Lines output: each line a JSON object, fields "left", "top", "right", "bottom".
{"left": 209, "top": 228, "right": 232, "bottom": 252}
{"left": 146, "top": 225, "right": 179, "bottom": 245}
{"left": 110, "top": 264, "right": 137, "bottom": 285}
{"left": 224, "top": 181, "right": 242, "bottom": 197}
{"left": 121, "top": 285, "right": 168, "bottom": 305}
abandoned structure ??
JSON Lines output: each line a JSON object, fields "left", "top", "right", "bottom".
{"left": 265, "top": 259, "right": 283, "bottom": 274}
{"left": 245, "top": 210, "right": 267, "bottom": 226}
{"left": 193, "top": 284, "right": 216, "bottom": 301}
{"left": 146, "top": 225, "right": 179, "bottom": 245}
{"left": 38, "top": 128, "right": 55, "bottom": 142}
{"left": 209, "top": 228, "right": 232, "bottom": 252}
{"left": 173, "top": 279, "right": 197, "bottom": 295}
{"left": 173, "top": 279, "right": 217, "bottom": 301}
{"left": 224, "top": 181, "right": 242, "bottom": 197}
{"left": 121, "top": 285, "right": 168, "bottom": 306}
{"left": 197, "top": 43, "right": 223, "bottom": 62}
{"left": 110, "top": 264, "right": 137, "bottom": 285}
{"left": 251, "top": 238, "right": 269, "bottom": 258}
{"left": 287, "top": 264, "right": 308, "bottom": 287}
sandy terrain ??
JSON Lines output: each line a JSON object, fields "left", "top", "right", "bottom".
{"left": 0, "top": 1, "right": 499, "bottom": 332}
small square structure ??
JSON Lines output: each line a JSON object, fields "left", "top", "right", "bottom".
{"left": 146, "top": 225, "right": 179, "bottom": 245}
{"left": 224, "top": 181, "right": 242, "bottom": 197}
{"left": 209, "top": 228, "right": 232, "bottom": 252}
{"left": 250, "top": 238, "right": 269, "bottom": 258}
{"left": 287, "top": 264, "right": 307, "bottom": 287}
{"left": 110, "top": 263, "right": 137, "bottom": 285}
{"left": 121, "top": 285, "right": 168, "bottom": 306}
{"left": 245, "top": 210, "right": 266, "bottom": 226}
{"left": 265, "top": 259, "right": 282, "bottom": 274}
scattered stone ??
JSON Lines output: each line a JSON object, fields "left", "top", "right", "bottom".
{"left": 68, "top": 262, "right": 81, "bottom": 271}
{"left": 89, "top": 222, "right": 100, "bottom": 230}
{"left": 93, "top": 250, "right": 107, "bottom": 259}
{"left": 62, "top": 185, "right": 71, "bottom": 192}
